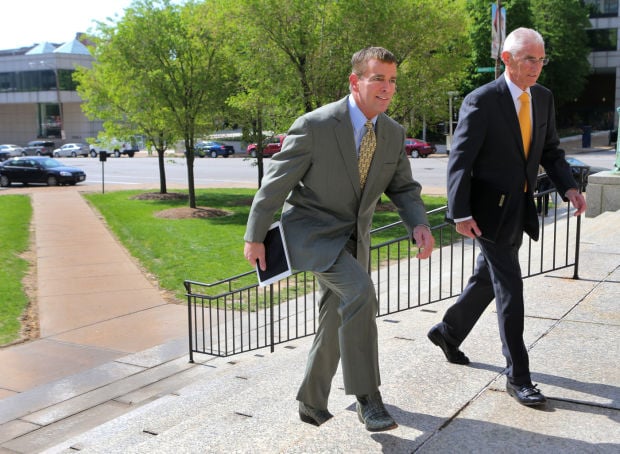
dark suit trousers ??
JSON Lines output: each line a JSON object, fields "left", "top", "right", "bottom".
{"left": 437, "top": 195, "right": 532, "bottom": 385}
{"left": 296, "top": 240, "right": 380, "bottom": 409}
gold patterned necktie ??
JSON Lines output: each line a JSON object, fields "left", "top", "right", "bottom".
{"left": 358, "top": 120, "right": 376, "bottom": 188}
{"left": 518, "top": 92, "right": 531, "bottom": 158}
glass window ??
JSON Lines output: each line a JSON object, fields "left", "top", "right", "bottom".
{"left": 587, "top": 28, "right": 618, "bottom": 51}
{"left": 584, "top": 0, "right": 619, "bottom": 17}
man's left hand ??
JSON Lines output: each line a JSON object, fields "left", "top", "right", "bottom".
{"left": 413, "top": 225, "right": 434, "bottom": 260}
{"left": 565, "top": 188, "right": 587, "bottom": 216}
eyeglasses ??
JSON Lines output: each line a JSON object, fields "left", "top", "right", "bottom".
{"left": 517, "top": 56, "right": 549, "bottom": 66}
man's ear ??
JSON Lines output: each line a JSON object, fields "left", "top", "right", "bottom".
{"left": 500, "top": 50, "right": 511, "bottom": 66}
{"left": 349, "top": 73, "right": 358, "bottom": 92}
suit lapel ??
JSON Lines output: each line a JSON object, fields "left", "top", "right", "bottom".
{"left": 332, "top": 98, "right": 362, "bottom": 197}
{"left": 496, "top": 77, "right": 526, "bottom": 161}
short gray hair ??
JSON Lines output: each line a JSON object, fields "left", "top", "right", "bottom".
{"left": 502, "top": 27, "right": 545, "bottom": 55}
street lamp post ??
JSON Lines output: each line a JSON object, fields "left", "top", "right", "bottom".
{"left": 614, "top": 106, "right": 620, "bottom": 173}
{"left": 447, "top": 91, "right": 459, "bottom": 153}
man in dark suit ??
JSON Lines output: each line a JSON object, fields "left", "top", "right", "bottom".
{"left": 244, "top": 47, "right": 435, "bottom": 431}
{"left": 427, "top": 28, "right": 586, "bottom": 406}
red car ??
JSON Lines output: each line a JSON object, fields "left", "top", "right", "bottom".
{"left": 247, "top": 134, "right": 286, "bottom": 158}
{"left": 405, "top": 138, "right": 436, "bottom": 158}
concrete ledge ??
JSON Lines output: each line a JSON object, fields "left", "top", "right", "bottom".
{"left": 586, "top": 170, "right": 620, "bottom": 217}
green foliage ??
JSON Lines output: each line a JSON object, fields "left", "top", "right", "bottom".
{"left": 531, "top": 0, "right": 591, "bottom": 108}
{"left": 460, "top": 0, "right": 591, "bottom": 121}
{"left": 0, "top": 196, "right": 32, "bottom": 345}
{"left": 226, "top": 0, "right": 470, "bottom": 156}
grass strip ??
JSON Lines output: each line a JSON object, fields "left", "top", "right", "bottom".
{"left": 0, "top": 195, "right": 33, "bottom": 345}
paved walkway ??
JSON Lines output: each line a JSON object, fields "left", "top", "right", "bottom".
{"left": 0, "top": 134, "right": 618, "bottom": 452}
{"left": 0, "top": 190, "right": 188, "bottom": 398}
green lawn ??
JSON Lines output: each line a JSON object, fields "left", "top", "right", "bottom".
{"left": 0, "top": 189, "right": 447, "bottom": 344}
{"left": 0, "top": 195, "right": 33, "bottom": 345}
{"left": 84, "top": 189, "right": 447, "bottom": 302}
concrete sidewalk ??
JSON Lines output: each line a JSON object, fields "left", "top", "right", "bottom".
{"left": 0, "top": 190, "right": 188, "bottom": 398}
{"left": 0, "top": 199, "right": 618, "bottom": 453}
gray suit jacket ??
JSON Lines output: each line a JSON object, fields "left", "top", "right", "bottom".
{"left": 447, "top": 75, "right": 578, "bottom": 241}
{"left": 245, "top": 96, "right": 430, "bottom": 272}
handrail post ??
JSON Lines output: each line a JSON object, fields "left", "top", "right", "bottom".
{"left": 185, "top": 281, "right": 194, "bottom": 363}
{"left": 269, "top": 284, "right": 275, "bottom": 353}
{"left": 573, "top": 214, "right": 581, "bottom": 280}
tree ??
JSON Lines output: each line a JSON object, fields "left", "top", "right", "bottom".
{"left": 74, "top": 39, "right": 176, "bottom": 194}
{"left": 230, "top": 0, "right": 470, "bottom": 180}
{"left": 531, "top": 0, "right": 590, "bottom": 110}
{"left": 78, "top": 0, "right": 229, "bottom": 208}
{"left": 462, "top": 0, "right": 591, "bottom": 128}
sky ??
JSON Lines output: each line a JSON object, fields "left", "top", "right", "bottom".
{"left": 1, "top": 0, "right": 136, "bottom": 50}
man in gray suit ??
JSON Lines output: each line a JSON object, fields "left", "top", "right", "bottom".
{"left": 427, "top": 28, "right": 586, "bottom": 406}
{"left": 244, "top": 47, "right": 434, "bottom": 431}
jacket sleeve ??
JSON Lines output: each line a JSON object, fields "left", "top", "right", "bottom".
{"left": 244, "top": 117, "right": 313, "bottom": 243}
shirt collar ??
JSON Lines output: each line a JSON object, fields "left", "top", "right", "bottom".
{"left": 504, "top": 73, "right": 531, "bottom": 101}
{"left": 348, "top": 95, "right": 377, "bottom": 131}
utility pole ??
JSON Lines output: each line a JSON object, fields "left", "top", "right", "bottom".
{"left": 494, "top": 0, "right": 504, "bottom": 80}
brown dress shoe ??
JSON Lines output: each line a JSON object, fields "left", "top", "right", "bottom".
{"left": 298, "top": 402, "right": 333, "bottom": 426}
{"left": 356, "top": 391, "right": 398, "bottom": 432}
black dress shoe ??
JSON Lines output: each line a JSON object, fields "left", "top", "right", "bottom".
{"left": 298, "top": 402, "right": 333, "bottom": 426}
{"left": 356, "top": 391, "right": 398, "bottom": 432}
{"left": 506, "top": 382, "right": 547, "bottom": 406}
{"left": 427, "top": 326, "right": 470, "bottom": 365}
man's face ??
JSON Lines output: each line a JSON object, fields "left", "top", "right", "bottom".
{"left": 349, "top": 58, "right": 397, "bottom": 119}
{"left": 502, "top": 41, "right": 546, "bottom": 90}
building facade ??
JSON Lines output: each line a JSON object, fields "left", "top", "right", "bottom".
{"left": 582, "top": 0, "right": 620, "bottom": 129}
{"left": 0, "top": 35, "right": 102, "bottom": 147}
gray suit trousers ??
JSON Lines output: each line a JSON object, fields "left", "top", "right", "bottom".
{"left": 296, "top": 241, "right": 380, "bottom": 409}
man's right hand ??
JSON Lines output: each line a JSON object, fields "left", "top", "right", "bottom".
{"left": 455, "top": 219, "right": 482, "bottom": 240}
{"left": 244, "top": 241, "right": 266, "bottom": 270}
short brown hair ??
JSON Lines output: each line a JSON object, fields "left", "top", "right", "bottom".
{"left": 351, "top": 47, "right": 397, "bottom": 76}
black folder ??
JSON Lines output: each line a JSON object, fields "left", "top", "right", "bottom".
{"left": 256, "top": 221, "right": 292, "bottom": 286}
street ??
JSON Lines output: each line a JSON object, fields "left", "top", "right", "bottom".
{"left": 1, "top": 147, "right": 616, "bottom": 195}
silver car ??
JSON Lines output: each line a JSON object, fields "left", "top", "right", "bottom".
{"left": 0, "top": 144, "right": 26, "bottom": 158}
{"left": 53, "top": 143, "right": 89, "bottom": 158}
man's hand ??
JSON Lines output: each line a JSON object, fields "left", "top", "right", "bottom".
{"left": 565, "top": 188, "right": 587, "bottom": 217}
{"left": 413, "top": 225, "right": 435, "bottom": 260}
{"left": 244, "top": 241, "right": 266, "bottom": 270}
{"left": 455, "top": 219, "right": 481, "bottom": 240}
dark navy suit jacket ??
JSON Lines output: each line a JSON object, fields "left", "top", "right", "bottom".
{"left": 447, "top": 74, "right": 578, "bottom": 242}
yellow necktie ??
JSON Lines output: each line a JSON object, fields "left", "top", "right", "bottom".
{"left": 359, "top": 120, "right": 376, "bottom": 189}
{"left": 518, "top": 92, "right": 531, "bottom": 158}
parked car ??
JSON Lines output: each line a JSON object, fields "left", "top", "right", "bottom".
{"left": 246, "top": 134, "right": 286, "bottom": 158}
{"left": 404, "top": 138, "right": 436, "bottom": 158}
{"left": 53, "top": 143, "right": 89, "bottom": 158}
{"left": 0, "top": 150, "right": 10, "bottom": 161}
{"left": 22, "top": 140, "right": 56, "bottom": 156}
{"left": 0, "top": 144, "right": 26, "bottom": 158}
{"left": 194, "top": 141, "right": 233, "bottom": 158}
{"left": 0, "top": 156, "right": 86, "bottom": 187}
{"left": 89, "top": 139, "right": 139, "bottom": 158}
